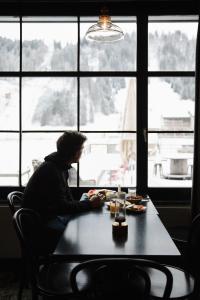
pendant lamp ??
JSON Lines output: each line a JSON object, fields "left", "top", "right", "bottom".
{"left": 85, "top": 7, "right": 124, "bottom": 42}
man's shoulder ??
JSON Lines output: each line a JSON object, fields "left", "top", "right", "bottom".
{"left": 35, "top": 160, "right": 58, "bottom": 174}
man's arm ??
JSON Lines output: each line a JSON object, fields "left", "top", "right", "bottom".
{"left": 44, "top": 164, "right": 102, "bottom": 216}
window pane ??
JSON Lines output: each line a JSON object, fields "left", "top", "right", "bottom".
{"left": 80, "top": 133, "right": 136, "bottom": 187}
{"left": 22, "top": 133, "right": 61, "bottom": 185}
{"left": 0, "top": 133, "right": 19, "bottom": 186}
{"left": 22, "top": 77, "right": 77, "bottom": 130}
{"left": 148, "top": 21, "right": 197, "bottom": 71}
{"left": 80, "top": 78, "right": 136, "bottom": 131}
{"left": 148, "top": 77, "right": 194, "bottom": 131}
{"left": 22, "top": 132, "right": 77, "bottom": 186}
{"left": 148, "top": 133, "right": 193, "bottom": 187}
{"left": 80, "top": 17, "right": 136, "bottom": 71}
{"left": 0, "top": 19, "right": 19, "bottom": 71}
{"left": 22, "top": 19, "right": 77, "bottom": 71}
{"left": 0, "top": 78, "right": 19, "bottom": 130}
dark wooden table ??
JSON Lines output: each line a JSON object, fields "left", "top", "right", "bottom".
{"left": 54, "top": 200, "right": 180, "bottom": 260}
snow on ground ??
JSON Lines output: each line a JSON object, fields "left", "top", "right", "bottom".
{"left": 0, "top": 77, "right": 194, "bottom": 187}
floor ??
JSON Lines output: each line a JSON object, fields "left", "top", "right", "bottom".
{"left": 168, "top": 226, "right": 189, "bottom": 240}
{"left": 0, "top": 270, "right": 31, "bottom": 300}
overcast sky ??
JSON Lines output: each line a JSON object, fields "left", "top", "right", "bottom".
{"left": 0, "top": 21, "right": 197, "bottom": 43}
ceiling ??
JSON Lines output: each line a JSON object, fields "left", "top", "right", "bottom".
{"left": 0, "top": 0, "right": 197, "bottom": 3}
{"left": 0, "top": 0, "right": 195, "bottom": 2}
{"left": 0, "top": 0, "right": 198, "bottom": 15}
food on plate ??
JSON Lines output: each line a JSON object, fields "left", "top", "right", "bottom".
{"left": 87, "top": 189, "right": 116, "bottom": 201}
{"left": 106, "top": 201, "right": 146, "bottom": 213}
{"left": 127, "top": 204, "right": 146, "bottom": 212}
{"left": 105, "top": 190, "right": 117, "bottom": 199}
{"left": 87, "top": 189, "right": 97, "bottom": 197}
{"left": 126, "top": 194, "right": 143, "bottom": 203}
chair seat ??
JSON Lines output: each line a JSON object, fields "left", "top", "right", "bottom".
{"left": 38, "top": 262, "right": 79, "bottom": 296}
{"left": 148, "top": 265, "right": 194, "bottom": 299}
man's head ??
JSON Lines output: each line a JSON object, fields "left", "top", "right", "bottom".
{"left": 56, "top": 131, "right": 87, "bottom": 163}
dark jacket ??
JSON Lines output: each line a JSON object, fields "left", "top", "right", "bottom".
{"left": 22, "top": 152, "right": 92, "bottom": 221}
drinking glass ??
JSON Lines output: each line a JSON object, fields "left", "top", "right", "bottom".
{"left": 110, "top": 198, "right": 120, "bottom": 214}
{"left": 127, "top": 188, "right": 136, "bottom": 197}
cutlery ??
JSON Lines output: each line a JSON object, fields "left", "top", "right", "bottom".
{"left": 141, "top": 195, "right": 150, "bottom": 202}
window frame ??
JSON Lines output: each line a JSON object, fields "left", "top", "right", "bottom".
{"left": 147, "top": 15, "right": 197, "bottom": 202}
{"left": 0, "top": 12, "right": 198, "bottom": 205}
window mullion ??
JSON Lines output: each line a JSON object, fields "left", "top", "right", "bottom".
{"left": 19, "top": 15, "right": 22, "bottom": 186}
{"left": 137, "top": 14, "right": 148, "bottom": 195}
{"left": 77, "top": 15, "right": 80, "bottom": 187}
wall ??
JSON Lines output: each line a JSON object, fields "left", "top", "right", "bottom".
{"left": 0, "top": 206, "right": 20, "bottom": 258}
{"left": 157, "top": 205, "right": 191, "bottom": 239}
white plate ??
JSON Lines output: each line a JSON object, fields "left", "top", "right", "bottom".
{"left": 105, "top": 202, "right": 146, "bottom": 213}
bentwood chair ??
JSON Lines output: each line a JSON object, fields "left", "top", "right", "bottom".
{"left": 7, "top": 191, "right": 26, "bottom": 300}
{"left": 173, "top": 213, "right": 200, "bottom": 277}
{"left": 150, "top": 215, "right": 200, "bottom": 300}
{"left": 70, "top": 258, "right": 173, "bottom": 300}
{"left": 13, "top": 208, "right": 80, "bottom": 300}
{"left": 7, "top": 191, "right": 24, "bottom": 215}
{"left": 169, "top": 213, "right": 200, "bottom": 299}
{"left": 71, "top": 257, "right": 197, "bottom": 300}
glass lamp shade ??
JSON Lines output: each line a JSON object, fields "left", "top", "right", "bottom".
{"left": 85, "top": 14, "right": 124, "bottom": 42}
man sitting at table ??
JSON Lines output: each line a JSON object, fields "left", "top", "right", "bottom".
{"left": 22, "top": 131, "right": 103, "bottom": 252}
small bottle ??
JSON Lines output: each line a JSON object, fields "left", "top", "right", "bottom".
{"left": 114, "top": 197, "right": 126, "bottom": 225}
{"left": 117, "top": 184, "right": 121, "bottom": 196}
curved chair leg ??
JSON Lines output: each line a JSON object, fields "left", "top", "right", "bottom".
{"left": 17, "top": 280, "right": 24, "bottom": 300}
{"left": 31, "top": 290, "right": 39, "bottom": 300}
{"left": 30, "top": 282, "right": 39, "bottom": 300}
{"left": 17, "top": 262, "right": 27, "bottom": 300}
{"left": 18, "top": 256, "right": 30, "bottom": 300}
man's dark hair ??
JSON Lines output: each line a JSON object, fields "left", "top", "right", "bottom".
{"left": 57, "top": 131, "right": 87, "bottom": 159}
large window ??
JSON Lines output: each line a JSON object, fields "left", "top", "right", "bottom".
{"left": 148, "top": 16, "right": 197, "bottom": 189}
{"left": 0, "top": 15, "right": 198, "bottom": 200}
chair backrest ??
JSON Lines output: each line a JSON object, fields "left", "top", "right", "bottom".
{"left": 70, "top": 258, "right": 173, "bottom": 300}
{"left": 13, "top": 207, "right": 51, "bottom": 294}
{"left": 7, "top": 191, "right": 24, "bottom": 215}
{"left": 13, "top": 208, "right": 46, "bottom": 261}
{"left": 187, "top": 213, "right": 200, "bottom": 276}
